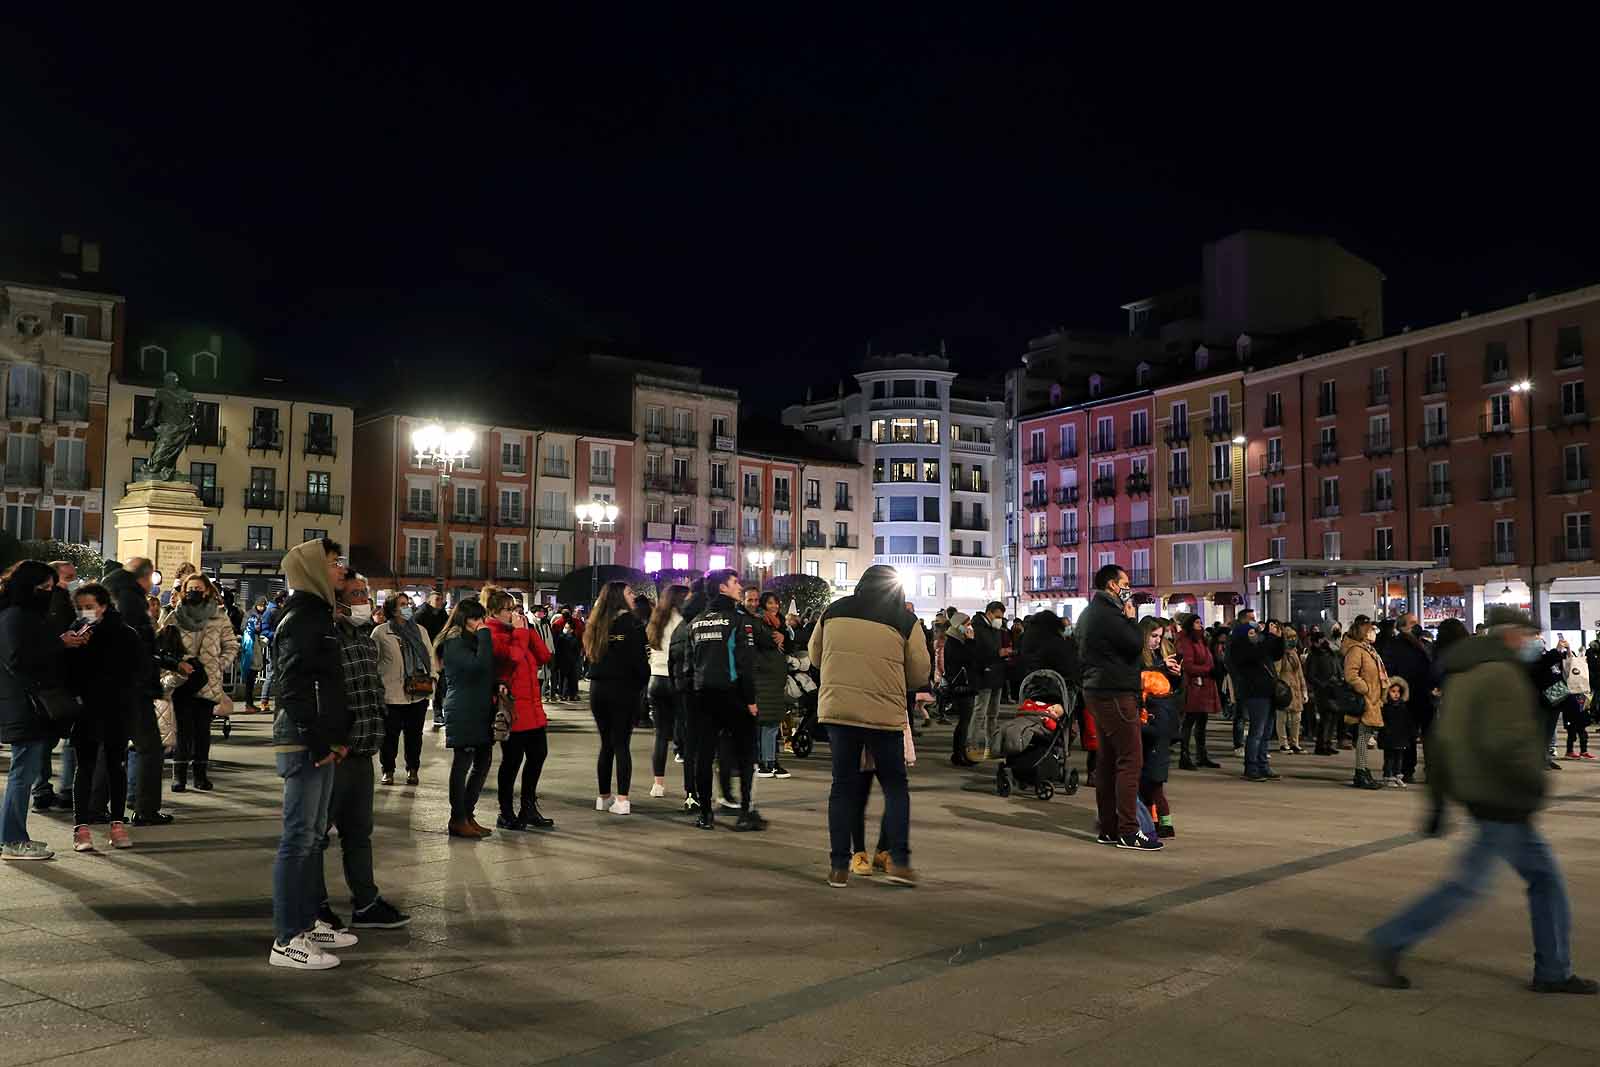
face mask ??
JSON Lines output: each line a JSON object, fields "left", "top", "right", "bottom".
{"left": 1518, "top": 641, "right": 1543, "bottom": 663}
{"left": 1116, "top": 587, "right": 1133, "bottom": 605}
{"left": 66, "top": 578, "right": 83, "bottom": 593}
{"left": 349, "top": 604, "right": 373, "bottom": 622}
{"left": 397, "top": 603, "right": 414, "bottom": 620}
{"left": 77, "top": 608, "right": 100, "bottom": 624}
{"left": 182, "top": 592, "right": 205, "bottom": 606}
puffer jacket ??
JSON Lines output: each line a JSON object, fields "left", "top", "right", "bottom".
{"left": 1175, "top": 631, "right": 1220, "bottom": 714}
{"left": 1431, "top": 634, "right": 1545, "bottom": 821}
{"left": 1563, "top": 649, "right": 1591, "bottom": 698}
{"left": 269, "top": 590, "right": 351, "bottom": 760}
{"left": 1075, "top": 590, "right": 1142, "bottom": 693}
{"left": 441, "top": 627, "right": 496, "bottom": 748}
{"left": 808, "top": 565, "right": 930, "bottom": 732}
{"left": 159, "top": 605, "right": 240, "bottom": 705}
{"left": 1341, "top": 635, "right": 1389, "bottom": 727}
{"left": 748, "top": 611, "right": 791, "bottom": 725}
{"left": 486, "top": 617, "right": 550, "bottom": 731}
{"left": 1381, "top": 676, "right": 1414, "bottom": 742}
{"left": 1276, "top": 646, "right": 1308, "bottom": 713}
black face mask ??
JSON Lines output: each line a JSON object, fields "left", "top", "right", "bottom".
{"left": 182, "top": 592, "right": 206, "bottom": 606}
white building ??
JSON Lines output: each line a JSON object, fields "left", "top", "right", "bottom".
{"left": 782, "top": 354, "right": 1005, "bottom": 616}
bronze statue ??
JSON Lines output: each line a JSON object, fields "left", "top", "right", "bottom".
{"left": 142, "top": 372, "right": 197, "bottom": 482}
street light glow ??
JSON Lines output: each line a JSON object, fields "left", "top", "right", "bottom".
{"left": 1231, "top": 435, "right": 1246, "bottom": 445}
{"left": 1511, "top": 380, "right": 1533, "bottom": 393}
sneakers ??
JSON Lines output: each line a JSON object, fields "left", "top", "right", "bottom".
{"left": 693, "top": 811, "right": 714, "bottom": 831}
{"left": 1367, "top": 735, "right": 1378, "bottom": 749}
{"left": 107, "top": 822, "right": 131, "bottom": 849}
{"left": 316, "top": 903, "right": 347, "bottom": 931}
{"left": 1116, "top": 831, "right": 1164, "bottom": 852}
{"left": 1, "top": 841, "right": 53, "bottom": 861}
{"left": 884, "top": 862, "right": 917, "bottom": 887}
{"left": 718, "top": 796, "right": 739, "bottom": 811}
{"left": 1095, "top": 832, "right": 1118, "bottom": 846}
{"left": 351, "top": 897, "right": 412, "bottom": 929}
{"left": 756, "top": 764, "right": 776, "bottom": 779}
{"left": 872, "top": 850, "right": 891, "bottom": 873}
{"left": 73, "top": 825, "right": 94, "bottom": 853}
{"left": 849, "top": 851, "right": 872, "bottom": 875}
{"left": 682, "top": 795, "right": 700, "bottom": 813}
{"left": 307, "top": 920, "right": 358, "bottom": 950}
{"left": 405, "top": 771, "right": 419, "bottom": 786}
{"left": 1530, "top": 975, "right": 1600, "bottom": 995}
{"left": 771, "top": 763, "right": 791, "bottom": 779}
{"left": 827, "top": 868, "right": 849, "bottom": 888}
{"left": 1584, "top": 753, "right": 1597, "bottom": 760}
{"left": 649, "top": 782, "right": 666, "bottom": 798}
{"left": 1232, "top": 746, "right": 1245, "bottom": 758}
{"left": 1563, "top": 752, "right": 1580, "bottom": 760}
{"left": 609, "top": 797, "right": 632, "bottom": 815}
{"left": 380, "top": 771, "right": 394, "bottom": 786}
{"left": 595, "top": 795, "right": 611, "bottom": 811}
{"left": 673, "top": 752, "right": 684, "bottom": 764}
{"left": 269, "top": 934, "right": 340, "bottom": 971}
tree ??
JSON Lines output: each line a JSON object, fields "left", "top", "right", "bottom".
{"left": 762, "top": 574, "right": 832, "bottom": 619}
{"left": 6, "top": 538, "right": 105, "bottom": 580}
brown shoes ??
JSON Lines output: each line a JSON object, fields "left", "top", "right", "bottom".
{"left": 448, "top": 819, "right": 487, "bottom": 839}
{"left": 468, "top": 818, "right": 492, "bottom": 838}
{"left": 884, "top": 862, "right": 917, "bottom": 887}
{"left": 827, "top": 868, "right": 848, "bottom": 888}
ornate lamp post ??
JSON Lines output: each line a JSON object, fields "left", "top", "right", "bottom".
{"left": 412, "top": 423, "right": 474, "bottom": 596}
{"left": 745, "top": 546, "right": 776, "bottom": 590}
{"left": 575, "top": 499, "right": 620, "bottom": 606}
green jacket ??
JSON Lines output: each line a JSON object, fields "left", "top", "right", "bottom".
{"left": 1431, "top": 635, "right": 1547, "bottom": 822}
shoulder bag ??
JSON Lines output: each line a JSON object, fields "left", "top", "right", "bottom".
{"left": 1, "top": 656, "right": 81, "bottom": 726}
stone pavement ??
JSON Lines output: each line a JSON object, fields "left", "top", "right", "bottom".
{"left": 2, "top": 704, "right": 1598, "bottom": 1067}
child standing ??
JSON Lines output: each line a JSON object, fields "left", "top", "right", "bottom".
{"left": 1379, "top": 679, "right": 1413, "bottom": 788}
{"left": 1139, "top": 618, "right": 1183, "bottom": 839}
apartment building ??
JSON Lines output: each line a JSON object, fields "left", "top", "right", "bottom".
{"left": 1242, "top": 284, "right": 1600, "bottom": 631}
{"left": 0, "top": 243, "right": 122, "bottom": 548}
{"left": 782, "top": 354, "right": 1005, "bottom": 616}
{"left": 1153, "top": 366, "right": 1246, "bottom": 623}
{"left": 735, "top": 450, "right": 801, "bottom": 582}
{"left": 108, "top": 338, "right": 352, "bottom": 594}
{"left": 795, "top": 442, "right": 872, "bottom": 593}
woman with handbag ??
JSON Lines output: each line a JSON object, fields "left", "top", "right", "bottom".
{"left": 942, "top": 612, "right": 979, "bottom": 767}
{"left": 65, "top": 583, "right": 142, "bottom": 852}
{"left": 1276, "top": 629, "right": 1309, "bottom": 754}
{"left": 482, "top": 586, "right": 553, "bottom": 830}
{"left": 1174, "top": 614, "right": 1221, "bottom": 770}
{"left": 158, "top": 573, "right": 239, "bottom": 792}
{"left": 1342, "top": 620, "right": 1390, "bottom": 790}
{"left": 436, "top": 599, "right": 496, "bottom": 838}
{"left": 373, "top": 593, "right": 437, "bottom": 787}
{"left": 0, "top": 560, "right": 88, "bottom": 861}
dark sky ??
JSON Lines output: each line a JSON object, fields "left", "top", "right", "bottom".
{"left": 5, "top": 12, "right": 1596, "bottom": 413}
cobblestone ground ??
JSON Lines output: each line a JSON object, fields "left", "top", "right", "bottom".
{"left": 1, "top": 701, "right": 1597, "bottom": 1066}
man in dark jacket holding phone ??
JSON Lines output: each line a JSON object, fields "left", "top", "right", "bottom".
{"left": 1227, "top": 610, "right": 1284, "bottom": 782}
{"left": 102, "top": 558, "right": 178, "bottom": 826}
{"left": 1077, "top": 564, "right": 1159, "bottom": 851}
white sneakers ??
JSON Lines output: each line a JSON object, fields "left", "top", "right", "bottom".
{"left": 609, "top": 797, "right": 632, "bottom": 815}
{"left": 307, "top": 920, "right": 359, "bottom": 949}
{"left": 648, "top": 783, "right": 666, "bottom": 798}
{"left": 595, "top": 795, "right": 610, "bottom": 811}
{"left": 269, "top": 933, "right": 340, "bottom": 970}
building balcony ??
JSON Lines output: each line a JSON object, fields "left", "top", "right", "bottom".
{"left": 950, "top": 435, "right": 993, "bottom": 454}
{"left": 241, "top": 488, "right": 285, "bottom": 513}
{"left": 542, "top": 458, "right": 571, "bottom": 478}
{"left": 1158, "top": 511, "right": 1239, "bottom": 534}
{"left": 644, "top": 473, "right": 671, "bottom": 494}
{"left": 1552, "top": 466, "right": 1592, "bottom": 494}
{"left": 1207, "top": 463, "right": 1232, "bottom": 485}
{"left": 1368, "top": 383, "right": 1391, "bottom": 406}
{"left": 1362, "top": 431, "right": 1393, "bottom": 457}
{"left": 1484, "top": 362, "right": 1510, "bottom": 385}
{"left": 247, "top": 427, "right": 283, "bottom": 454}
{"left": 451, "top": 511, "right": 487, "bottom": 526}
{"left": 1024, "top": 532, "right": 1048, "bottom": 549}
{"left": 832, "top": 533, "right": 859, "bottom": 549}
{"left": 1553, "top": 537, "right": 1594, "bottom": 563}
{"left": 1058, "top": 441, "right": 1079, "bottom": 460}
{"left": 1483, "top": 542, "right": 1518, "bottom": 567}
{"left": 1261, "top": 406, "right": 1283, "bottom": 429}
{"left": 869, "top": 396, "right": 941, "bottom": 411}
{"left": 492, "top": 563, "right": 530, "bottom": 582}
{"left": 589, "top": 467, "right": 615, "bottom": 486}
{"left": 1090, "top": 524, "right": 1117, "bottom": 542}
{"left": 743, "top": 490, "right": 763, "bottom": 507}
{"left": 834, "top": 495, "right": 853, "bottom": 511}
{"left": 452, "top": 561, "right": 485, "bottom": 581}
{"left": 1362, "top": 490, "right": 1396, "bottom": 513}
{"left": 950, "top": 553, "right": 995, "bottom": 569}
{"left": 1087, "top": 434, "right": 1117, "bottom": 456}
{"left": 711, "top": 527, "right": 737, "bottom": 544}
{"left": 1202, "top": 413, "right": 1233, "bottom": 440}
{"left": 192, "top": 484, "right": 223, "bottom": 509}
{"left": 1053, "top": 527, "right": 1079, "bottom": 547}
{"left": 708, "top": 483, "right": 733, "bottom": 500}
{"left": 1055, "top": 486, "right": 1079, "bottom": 506}
{"left": 1128, "top": 569, "right": 1153, "bottom": 588}
{"left": 1123, "top": 427, "right": 1152, "bottom": 449}
{"left": 296, "top": 492, "right": 345, "bottom": 516}
{"left": 1024, "top": 448, "right": 1050, "bottom": 466}
{"left": 49, "top": 466, "right": 89, "bottom": 491}
{"left": 537, "top": 509, "right": 574, "bottom": 530}
{"left": 1417, "top": 426, "right": 1451, "bottom": 449}
{"left": 1260, "top": 457, "right": 1285, "bottom": 476}
{"left": 531, "top": 566, "right": 572, "bottom": 584}
{"left": 675, "top": 478, "right": 700, "bottom": 497}
{"left": 1091, "top": 477, "right": 1117, "bottom": 500}
{"left": 951, "top": 479, "right": 990, "bottom": 494}
{"left": 403, "top": 561, "right": 438, "bottom": 578}
{"left": 1551, "top": 403, "right": 1591, "bottom": 429}
{"left": 1424, "top": 369, "right": 1448, "bottom": 394}
{"left": 1126, "top": 473, "right": 1151, "bottom": 496}
{"left": 493, "top": 508, "right": 529, "bottom": 528}
{"left": 771, "top": 494, "right": 790, "bottom": 512}
{"left": 1024, "top": 575, "right": 1079, "bottom": 595}
{"left": 643, "top": 521, "right": 672, "bottom": 541}
{"left": 1316, "top": 400, "right": 1337, "bottom": 419}
{"left": 1478, "top": 414, "right": 1514, "bottom": 438}
{"left": 711, "top": 434, "right": 736, "bottom": 453}
{"left": 1557, "top": 348, "right": 1585, "bottom": 370}
{"left": 400, "top": 500, "right": 438, "bottom": 523}
{"left": 1483, "top": 479, "right": 1516, "bottom": 502}
{"left": 642, "top": 427, "right": 668, "bottom": 445}
{"left": 952, "top": 515, "right": 989, "bottom": 531}
{"left": 304, "top": 432, "right": 337, "bottom": 458}
{"left": 1163, "top": 424, "right": 1191, "bottom": 446}
{"left": 1422, "top": 484, "right": 1454, "bottom": 507}
{"left": 1311, "top": 443, "right": 1340, "bottom": 467}
{"left": 1260, "top": 505, "right": 1287, "bottom": 525}
{"left": 1167, "top": 469, "right": 1191, "bottom": 493}
{"left": 673, "top": 524, "right": 701, "bottom": 543}
{"left": 1123, "top": 520, "right": 1153, "bottom": 540}
{"left": 1311, "top": 498, "right": 1341, "bottom": 519}
{"left": 670, "top": 429, "right": 698, "bottom": 448}
{"left": 1024, "top": 490, "right": 1049, "bottom": 510}
{"left": 800, "top": 531, "right": 828, "bottom": 548}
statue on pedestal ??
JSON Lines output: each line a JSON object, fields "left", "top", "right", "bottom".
{"left": 143, "top": 372, "right": 197, "bottom": 483}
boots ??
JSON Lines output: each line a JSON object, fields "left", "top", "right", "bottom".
{"left": 1351, "top": 768, "right": 1382, "bottom": 790}
{"left": 172, "top": 763, "right": 187, "bottom": 793}
{"left": 520, "top": 804, "right": 555, "bottom": 829}
{"left": 193, "top": 763, "right": 214, "bottom": 791}
{"left": 1178, "top": 746, "right": 1197, "bottom": 771}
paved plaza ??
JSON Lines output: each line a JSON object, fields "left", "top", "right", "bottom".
{"left": 2, "top": 704, "right": 1598, "bottom": 1067}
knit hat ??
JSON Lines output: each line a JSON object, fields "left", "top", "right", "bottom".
{"left": 1485, "top": 606, "right": 1537, "bottom": 630}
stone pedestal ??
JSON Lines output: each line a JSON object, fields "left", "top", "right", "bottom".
{"left": 113, "top": 481, "right": 207, "bottom": 582}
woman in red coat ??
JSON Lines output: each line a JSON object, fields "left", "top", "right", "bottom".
{"left": 1174, "top": 613, "right": 1222, "bottom": 770}
{"left": 484, "top": 587, "right": 553, "bottom": 831}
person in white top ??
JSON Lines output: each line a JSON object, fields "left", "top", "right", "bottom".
{"left": 1558, "top": 636, "right": 1592, "bottom": 759}
{"left": 372, "top": 593, "right": 439, "bottom": 785}
{"left": 645, "top": 584, "right": 691, "bottom": 799}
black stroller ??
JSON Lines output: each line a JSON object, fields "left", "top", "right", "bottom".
{"left": 994, "top": 668, "right": 1080, "bottom": 801}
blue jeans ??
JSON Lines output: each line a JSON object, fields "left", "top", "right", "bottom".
{"left": 1243, "top": 697, "right": 1273, "bottom": 777}
{"left": 3, "top": 741, "right": 47, "bottom": 844}
{"left": 1370, "top": 818, "right": 1572, "bottom": 983}
{"left": 758, "top": 724, "right": 779, "bottom": 766}
{"left": 827, "top": 725, "right": 909, "bottom": 870}
{"left": 59, "top": 741, "right": 76, "bottom": 796}
{"left": 272, "top": 751, "right": 335, "bottom": 944}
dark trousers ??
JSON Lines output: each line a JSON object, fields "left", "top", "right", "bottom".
{"left": 129, "top": 698, "right": 163, "bottom": 818}
{"left": 1179, "top": 712, "right": 1210, "bottom": 763}
{"left": 71, "top": 716, "right": 129, "bottom": 825}
{"left": 432, "top": 675, "right": 448, "bottom": 725}
{"left": 950, "top": 694, "right": 975, "bottom": 757}
{"left": 31, "top": 743, "right": 55, "bottom": 803}
{"left": 173, "top": 693, "right": 214, "bottom": 780}
{"left": 694, "top": 690, "right": 755, "bottom": 814}
{"left": 1085, "top": 690, "right": 1143, "bottom": 838}
{"left": 315, "top": 753, "right": 378, "bottom": 911}
{"left": 381, "top": 701, "right": 428, "bottom": 774}
{"left": 447, "top": 744, "right": 493, "bottom": 821}
{"left": 1313, "top": 697, "right": 1339, "bottom": 752}
{"left": 827, "top": 724, "right": 908, "bottom": 869}
{"left": 243, "top": 669, "right": 259, "bottom": 706}
{"left": 648, "top": 678, "right": 690, "bottom": 792}
{"left": 590, "top": 679, "right": 639, "bottom": 796}
{"left": 498, "top": 728, "right": 548, "bottom": 816}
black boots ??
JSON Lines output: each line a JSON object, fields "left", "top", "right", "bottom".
{"left": 519, "top": 805, "right": 555, "bottom": 829}
{"left": 1352, "top": 768, "right": 1382, "bottom": 790}
{"left": 172, "top": 764, "right": 187, "bottom": 792}
{"left": 1179, "top": 752, "right": 1197, "bottom": 771}
{"left": 193, "top": 763, "right": 213, "bottom": 791}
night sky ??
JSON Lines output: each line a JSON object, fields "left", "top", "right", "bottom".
{"left": 5, "top": 13, "right": 1595, "bottom": 413}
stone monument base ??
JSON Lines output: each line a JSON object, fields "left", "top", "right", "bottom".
{"left": 114, "top": 480, "right": 207, "bottom": 584}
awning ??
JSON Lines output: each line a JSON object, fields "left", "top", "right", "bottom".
{"left": 1212, "top": 591, "right": 1242, "bottom": 606}
{"left": 1166, "top": 592, "right": 1197, "bottom": 605}
{"left": 1425, "top": 580, "right": 1465, "bottom": 595}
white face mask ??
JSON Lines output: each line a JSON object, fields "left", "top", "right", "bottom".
{"left": 349, "top": 604, "right": 373, "bottom": 623}
{"left": 76, "top": 607, "right": 100, "bottom": 624}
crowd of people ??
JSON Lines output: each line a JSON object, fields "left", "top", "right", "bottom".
{"left": 2, "top": 545, "right": 1594, "bottom": 992}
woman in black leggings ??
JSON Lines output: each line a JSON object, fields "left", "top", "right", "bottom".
{"left": 437, "top": 599, "right": 496, "bottom": 839}
{"left": 942, "top": 612, "right": 979, "bottom": 767}
{"left": 482, "top": 587, "right": 555, "bottom": 830}
{"left": 645, "top": 584, "right": 691, "bottom": 799}
{"left": 583, "top": 581, "right": 650, "bottom": 815}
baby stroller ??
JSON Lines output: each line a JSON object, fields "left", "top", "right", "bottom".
{"left": 994, "top": 669, "right": 1080, "bottom": 801}
{"left": 784, "top": 653, "right": 823, "bottom": 758}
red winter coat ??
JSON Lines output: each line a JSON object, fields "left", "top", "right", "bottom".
{"left": 1176, "top": 632, "right": 1221, "bottom": 715}
{"left": 487, "top": 618, "right": 552, "bottom": 731}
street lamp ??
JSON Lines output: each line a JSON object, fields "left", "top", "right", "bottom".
{"left": 1233, "top": 433, "right": 1248, "bottom": 618}
{"left": 745, "top": 546, "right": 776, "bottom": 590}
{"left": 412, "top": 422, "right": 474, "bottom": 597}
{"left": 575, "top": 499, "right": 620, "bottom": 606}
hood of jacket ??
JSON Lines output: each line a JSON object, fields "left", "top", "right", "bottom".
{"left": 281, "top": 539, "right": 335, "bottom": 607}
{"left": 1440, "top": 632, "right": 1521, "bottom": 677}
{"left": 1385, "top": 676, "right": 1412, "bottom": 703}
{"left": 851, "top": 565, "right": 916, "bottom": 640}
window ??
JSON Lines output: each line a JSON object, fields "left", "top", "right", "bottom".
{"left": 301, "top": 528, "right": 326, "bottom": 544}
{"left": 835, "top": 481, "right": 850, "bottom": 508}
{"left": 1318, "top": 379, "right": 1337, "bottom": 417}
{"left": 643, "top": 549, "right": 663, "bottom": 573}
{"left": 835, "top": 561, "right": 848, "bottom": 585}
{"left": 671, "top": 551, "right": 691, "bottom": 571}
{"left": 1210, "top": 442, "right": 1228, "bottom": 480}
{"left": 1322, "top": 531, "right": 1342, "bottom": 561}
{"left": 1485, "top": 342, "right": 1509, "bottom": 381}
{"left": 1566, "top": 513, "right": 1592, "bottom": 555}
{"left": 3, "top": 505, "right": 34, "bottom": 539}
{"left": 1171, "top": 496, "right": 1190, "bottom": 531}
{"left": 502, "top": 439, "right": 524, "bottom": 471}
{"left": 1373, "top": 468, "right": 1393, "bottom": 507}
{"left": 920, "top": 419, "right": 940, "bottom": 443}
{"left": 139, "top": 345, "right": 167, "bottom": 373}
{"left": 646, "top": 499, "right": 666, "bottom": 523}
{"left": 1210, "top": 393, "right": 1228, "bottom": 426}
{"left": 453, "top": 539, "right": 479, "bottom": 571}
{"left": 923, "top": 380, "right": 939, "bottom": 399}
{"left": 408, "top": 485, "right": 434, "bottom": 515}
{"left": 872, "top": 381, "right": 887, "bottom": 399}
{"left": 307, "top": 411, "right": 335, "bottom": 453}
{"left": 742, "top": 470, "right": 761, "bottom": 500}
{"left": 248, "top": 525, "right": 274, "bottom": 551}
{"left": 7, "top": 365, "right": 42, "bottom": 417}
{"left": 251, "top": 406, "right": 281, "bottom": 450}
{"left": 673, "top": 456, "right": 690, "bottom": 483}
{"left": 711, "top": 506, "right": 728, "bottom": 531}
{"left": 1562, "top": 380, "right": 1586, "bottom": 417}
{"left": 1095, "top": 416, "right": 1113, "bottom": 452}
{"left": 1096, "top": 461, "right": 1113, "bottom": 483}
{"left": 1558, "top": 325, "right": 1584, "bottom": 366}
{"left": 804, "top": 559, "right": 819, "bottom": 578}
{"left": 1431, "top": 524, "right": 1451, "bottom": 560}
{"left": 1429, "top": 461, "right": 1450, "bottom": 499}
{"left": 307, "top": 471, "right": 331, "bottom": 498}
{"left": 406, "top": 535, "right": 433, "bottom": 569}
{"left": 1264, "top": 392, "right": 1282, "bottom": 426}
{"left": 202, "top": 524, "right": 215, "bottom": 551}
{"left": 920, "top": 575, "right": 937, "bottom": 599}
{"left": 922, "top": 535, "right": 939, "bottom": 554}
{"left": 1424, "top": 403, "right": 1448, "bottom": 442}
{"left": 454, "top": 485, "right": 480, "bottom": 519}
{"left": 1490, "top": 392, "right": 1512, "bottom": 429}
{"left": 1194, "top": 348, "right": 1209, "bottom": 371}
{"left": 1565, "top": 443, "right": 1590, "bottom": 486}
{"left": 60, "top": 312, "right": 88, "bottom": 337}
{"left": 1029, "top": 429, "right": 1045, "bottom": 461}
{"left": 1494, "top": 519, "right": 1516, "bottom": 559}
{"left": 194, "top": 401, "right": 221, "bottom": 445}
{"left": 189, "top": 350, "right": 217, "bottom": 380}
{"left": 499, "top": 488, "right": 523, "bottom": 521}
{"left": 922, "top": 496, "right": 940, "bottom": 522}
{"left": 52, "top": 437, "right": 85, "bottom": 486}
{"left": 1170, "top": 402, "right": 1188, "bottom": 438}
{"left": 1371, "top": 365, "right": 1390, "bottom": 402}
{"left": 1129, "top": 410, "right": 1149, "bottom": 445}
{"left": 52, "top": 370, "right": 89, "bottom": 422}
{"left": 888, "top": 535, "right": 916, "bottom": 554}
{"left": 4, "top": 433, "right": 39, "bottom": 483}
{"left": 1428, "top": 351, "right": 1447, "bottom": 389}
{"left": 497, "top": 541, "right": 524, "bottom": 572}
{"left": 1088, "top": 374, "right": 1103, "bottom": 397}
{"left": 888, "top": 496, "right": 917, "bottom": 522}
{"left": 1490, "top": 453, "right": 1514, "bottom": 497}
{"left": 590, "top": 446, "right": 614, "bottom": 481}
{"left": 1135, "top": 363, "right": 1150, "bottom": 387}
{"left": 805, "top": 478, "right": 821, "bottom": 506}
{"left": 131, "top": 457, "right": 149, "bottom": 483}
{"left": 1063, "top": 554, "right": 1078, "bottom": 584}
{"left": 1060, "top": 423, "right": 1077, "bottom": 456}
{"left": 1368, "top": 413, "right": 1390, "bottom": 448}
{"left": 1320, "top": 476, "right": 1340, "bottom": 511}
{"left": 189, "top": 461, "right": 217, "bottom": 504}
{"left": 1374, "top": 527, "right": 1394, "bottom": 561}
{"left": 1265, "top": 437, "right": 1283, "bottom": 472}
{"left": 50, "top": 506, "right": 82, "bottom": 544}
{"left": 1171, "top": 540, "right": 1232, "bottom": 582}
{"left": 1319, "top": 426, "right": 1336, "bottom": 454}
{"left": 1267, "top": 484, "right": 1286, "bottom": 519}
{"left": 1268, "top": 536, "right": 1286, "bottom": 559}
{"left": 743, "top": 513, "right": 761, "bottom": 540}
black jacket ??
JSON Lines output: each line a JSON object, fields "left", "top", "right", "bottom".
{"left": 45, "top": 586, "right": 75, "bottom": 637}
{"left": 1018, "top": 615, "right": 1079, "bottom": 685}
{"left": 942, "top": 634, "right": 977, "bottom": 692}
{"left": 1378, "top": 631, "right": 1433, "bottom": 716}
{"left": 669, "top": 592, "right": 706, "bottom": 692}
{"left": 970, "top": 615, "right": 1005, "bottom": 688}
{"left": 413, "top": 603, "right": 448, "bottom": 641}
{"left": 103, "top": 562, "right": 176, "bottom": 699}
{"left": 688, "top": 593, "right": 757, "bottom": 702}
{"left": 270, "top": 591, "right": 351, "bottom": 760}
{"left": 1226, "top": 624, "right": 1284, "bottom": 701}
{"left": 1303, "top": 643, "right": 1343, "bottom": 697}
{"left": 1075, "top": 591, "right": 1142, "bottom": 692}
{"left": 586, "top": 610, "right": 649, "bottom": 689}
{"left": 65, "top": 606, "right": 142, "bottom": 736}
{"left": 0, "top": 603, "right": 63, "bottom": 744}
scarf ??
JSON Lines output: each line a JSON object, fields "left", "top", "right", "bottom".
{"left": 174, "top": 599, "right": 216, "bottom": 633}
{"left": 392, "top": 617, "right": 434, "bottom": 678}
